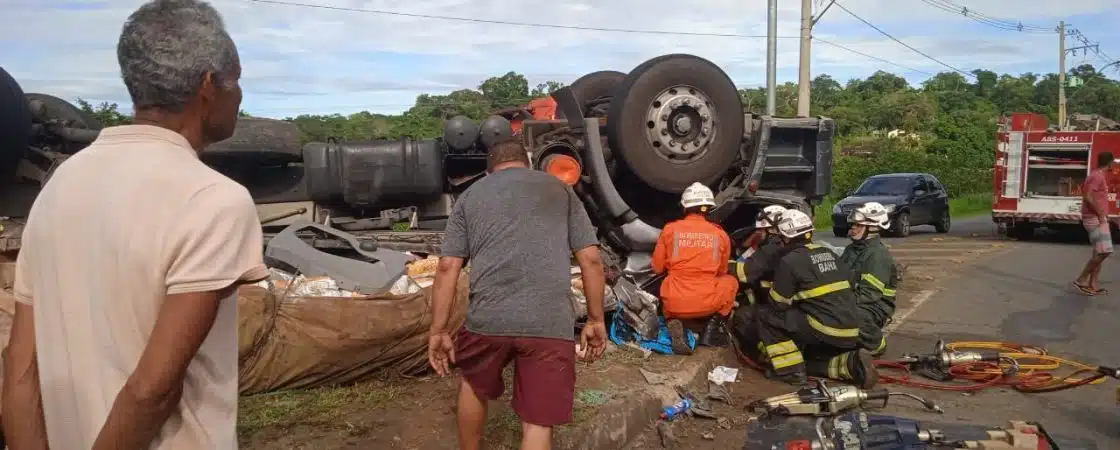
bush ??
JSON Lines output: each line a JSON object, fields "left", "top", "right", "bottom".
{"left": 830, "top": 138, "right": 993, "bottom": 202}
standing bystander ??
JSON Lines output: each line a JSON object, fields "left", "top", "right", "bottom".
{"left": 427, "top": 139, "right": 608, "bottom": 450}
{"left": 1074, "top": 151, "right": 1116, "bottom": 296}
{"left": 1, "top": 1, "right": 265, "bottom": 449}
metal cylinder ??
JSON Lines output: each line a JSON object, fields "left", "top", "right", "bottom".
{"left": 766, "top": 0, "right": 778, "bottom": 116}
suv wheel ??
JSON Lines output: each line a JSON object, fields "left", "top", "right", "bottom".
{"left": 891, "top": 212, "right": 911, "bottom": 238}
{"left": 934, "top": 209, "right": 951, "bottom": 233}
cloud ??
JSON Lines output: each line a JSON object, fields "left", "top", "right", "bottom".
{"left": 2, "top": 0, "right": 1118, "bottom": 117}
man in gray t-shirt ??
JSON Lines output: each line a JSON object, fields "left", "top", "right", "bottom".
{"left": 427, "top": 139, "right": 607, "bottom": 449}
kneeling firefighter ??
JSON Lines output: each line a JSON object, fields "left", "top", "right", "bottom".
{"left": 757, "top": 210, "right": 878, "bottom": 387}
{"left": 728, "top": 205, "right": 787, "bottom": 364}
{"left": 840, "top": 202, "right": 900, "bottom": 356}
{"left": 653, "top": 182, "right": 738, "bottom": 355}
{"left": 730, "top": 205, "right": 787, "bottom": 307}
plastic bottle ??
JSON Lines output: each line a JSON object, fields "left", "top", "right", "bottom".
{"left": 660, "top": 398, "right": 693, "bottom": 420}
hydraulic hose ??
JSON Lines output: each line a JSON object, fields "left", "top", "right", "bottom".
{"left": 873, "top": 340, "right": 1110, "bottom": 393}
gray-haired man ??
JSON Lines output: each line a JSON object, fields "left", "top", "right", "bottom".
{"left": 2, "top": 1, "right": 263, "bottom": 449}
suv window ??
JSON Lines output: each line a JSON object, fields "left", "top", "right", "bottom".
{"left": 927, "top": 176, "right": 944, "bottom": 192}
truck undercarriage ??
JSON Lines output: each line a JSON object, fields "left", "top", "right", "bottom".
{"left": 0, "top": 54, "right": 834, "bottom": 274}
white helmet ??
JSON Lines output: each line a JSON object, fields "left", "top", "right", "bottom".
{"left": 849, "top": 202, "right": 891, "bottom": 229}
{"left": 755, "top": 205, "right": 787, "bottom": 228}
{"left": 680, "top": 182, "right": 716, "bottom": 209}
{"left": 776, "top": 209, "right": 815, "bottom": 239}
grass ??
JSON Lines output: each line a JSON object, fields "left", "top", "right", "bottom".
{"left": 813, "top": 192, "right": 992, "bottom": 231}
{"left": 237, "top": 381, "right": 405, "bottom": 439}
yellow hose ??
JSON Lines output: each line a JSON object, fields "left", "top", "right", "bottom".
{"left": 946, "top": 341, "right": 1107, "bottom": 385}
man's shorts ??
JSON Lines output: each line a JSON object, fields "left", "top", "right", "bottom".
{"left": 454, "top": 328, "right": 576, "bottom": 427}
{"left": 1083, "top": 216, "right": 1114, "bottom": 255}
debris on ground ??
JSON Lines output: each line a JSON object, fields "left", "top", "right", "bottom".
{"left": 641, "top": 368, "right": 670, "bottom": 385}
{"left": 707, "top": 365, "right": 739, "bottom": 385}
{"left": 656, "top": 421, "right": 678, "bottom": 448}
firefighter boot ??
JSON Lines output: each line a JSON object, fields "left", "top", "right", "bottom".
{"left": 699, "top": 315, "right": 730, "bottom": 348}
{"left": 824, "top": 350, "right": 880, "bottom": 389}
{"left": 871, "top": 335, "right": 888, "bottom": 357}
{"left": 667, "top": 319, "right": 693, "bottom": 356}
{"left": 765, "top": 368, "right": 808, "bottom": 386}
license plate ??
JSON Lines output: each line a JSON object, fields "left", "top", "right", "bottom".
{"left": 1069, "top": 202, "right": 1081, "bottom": 213}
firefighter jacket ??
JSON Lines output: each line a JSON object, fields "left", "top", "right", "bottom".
{"left": 652, "top": 214, "right": 736, "bottom": 317}
{"left": 729, "top": 235, "right": 783, "bottom": 305}
{"left": 769, "top": 242, "right": 861, "bottom": 338}
{"left": 838, "top": 237, "right": 898, "bottom": 330}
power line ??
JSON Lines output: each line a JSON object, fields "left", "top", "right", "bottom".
{"left": 247, "top": 0, "right": 783, "bottom": 38}
{"left": 918, "top": 0, "right": 1054, "bottom": 33}
{"left": 832, "top": 0, "right": 975, "bottom": 78}
{"left": 813, "top": 38, "right": 935, "bottom": 76}
{"left": 246, "top": 0, "right": 985, "bottom": 82}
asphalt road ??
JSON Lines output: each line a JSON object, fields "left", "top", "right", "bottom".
{"left": 818, "top": 213, "right": 996, "bottom": 248}
{"left": 872, "top": 220, "right": 1119, "bottom": 448}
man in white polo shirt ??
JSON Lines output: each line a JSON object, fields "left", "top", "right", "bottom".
{"left": 1, "top": 1, "right": 265, "bottom": 449}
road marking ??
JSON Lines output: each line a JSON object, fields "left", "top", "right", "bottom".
{"left": 885, "top": 289, "right": 936, "bottom": 334}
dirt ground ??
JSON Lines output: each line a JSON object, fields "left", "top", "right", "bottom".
{"left": 238, "top": 342, "right": 707, "bottom": 449}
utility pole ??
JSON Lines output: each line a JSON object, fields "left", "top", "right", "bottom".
{"left": 1058, "top": 21, "right": 1067, "bottom": 130}
{"left": 766, "top": 0, "right": 778, "bottom": 116}
{"left": 796, "top": 0, "right": 812, "bottom": 117}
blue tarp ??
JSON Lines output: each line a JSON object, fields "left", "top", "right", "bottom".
{"left": 609, "top": 308, "right": 697, "bottom": 354}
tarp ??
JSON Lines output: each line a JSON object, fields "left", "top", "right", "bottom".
{"left": 237, "top": 272, "right": 469, "bottom": 395}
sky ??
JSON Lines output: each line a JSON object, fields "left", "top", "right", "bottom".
{"left": 3, "top": 0, "right": 1119, "bottom": 118}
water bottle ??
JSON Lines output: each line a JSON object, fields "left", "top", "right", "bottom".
{"left": 660, "top": 398, "right": 693, "bottom": 420}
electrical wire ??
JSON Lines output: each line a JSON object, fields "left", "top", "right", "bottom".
{"left": 247, "top": 0, "right": 786, "bottom": 39}
{"left": 917, "top": 0, "right": 1055, "bottom": 34}
{"left": 813, "top": 38, "right": 936, "bottom": 76}
{"left": 245, "top": 0, "right": 976, "bottom": 80}
{"left": 832, "top": 0, "right": 975, "bottom": 78}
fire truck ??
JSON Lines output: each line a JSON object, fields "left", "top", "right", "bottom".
{"left": 993, "top": 112, "right": 1120, "bottom": 240}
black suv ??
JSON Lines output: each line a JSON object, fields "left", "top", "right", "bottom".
{"left": 830, "top": 173, "right": 951, "bottom": 238}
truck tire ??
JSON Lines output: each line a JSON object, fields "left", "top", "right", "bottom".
{"left": 25, "top": 93, "right": 104, "bottom": 131}
{"left": 607, "top": 54, "right": 744, "bottom": 193}
{"left": 555, "top": 70, "right": 626, "bottom": 119}
{"left": 0, "top": 67, "right": 32, "bottom": 177}
{"left": 25, "top": 93, "right": 103, "bottom": 154}
{"left": 204, "top": 117, "right": 302, "bottom": 164}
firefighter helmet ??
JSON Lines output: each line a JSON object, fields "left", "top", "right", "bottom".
{"left": 849, "top": 202, "right": 891, "bottom": 229}
{"left": 776, "top": 209, "right": 814, "bottom": 239}
{"left": 680, "top": 182, "right": 716, "bottom": 209}
{"left": 755, "top": 204, "right": 787, "bottom": 229}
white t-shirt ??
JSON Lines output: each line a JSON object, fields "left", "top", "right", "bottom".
{"left": 13, "top": 124, "right": 267, "bottom": 449}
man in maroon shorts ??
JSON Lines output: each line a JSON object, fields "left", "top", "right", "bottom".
{"left": 426, "top": 139, "right": 608, "bottom": 450}
{"left": 1074, "top": 151, "right": 1115, "bottom": 296}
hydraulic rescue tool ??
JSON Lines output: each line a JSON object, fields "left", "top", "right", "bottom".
{"left": 743, "top": 413, "right": 1072, "bottom": 450}
{"left": 894, "top": 340, "right": 1003, "bottom": 381}
{"left": 747, "top": 379, "right": 942, "bottom": 417}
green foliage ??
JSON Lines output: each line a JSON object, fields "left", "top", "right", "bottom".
{"left": 75, "top": 99, "right": 132, "bottom": 127}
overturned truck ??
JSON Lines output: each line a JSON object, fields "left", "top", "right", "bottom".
{"left": 0, "top": 54, "right": 834, "bottom": 277}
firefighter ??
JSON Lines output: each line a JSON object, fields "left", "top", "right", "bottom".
{"left": 756, "top": 209, "right": 878, "bottom": 388}
{"left": 728, "top": 205, "right": 786, "bottom": 365}
{"left": 653, "top": 182, "right": 738, "bottom": 355}
{"left": 730, "top": 204, "right": 788, "bottom": 307}
{"left": 839, "top": 202, "right": 899, "bottom": 356}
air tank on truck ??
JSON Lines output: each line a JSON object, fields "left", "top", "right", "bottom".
{"left": 0, "top": 54, "right": 836, "bottom": 275}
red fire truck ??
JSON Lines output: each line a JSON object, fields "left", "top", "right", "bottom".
{"left": 993, "top": 112, "right": 1120, "bottom": 240}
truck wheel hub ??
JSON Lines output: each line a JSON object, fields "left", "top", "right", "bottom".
{"left": 645, "top": 85, "right": 716, "bottom": 162}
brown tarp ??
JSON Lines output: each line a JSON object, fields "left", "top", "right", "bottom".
{"left": 237, "top": 272, "right": 469, "bottom": 395}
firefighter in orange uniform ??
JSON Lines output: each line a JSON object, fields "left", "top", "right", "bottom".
{"left": 653, "top": 182, "right": 738, "bottom": 355}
